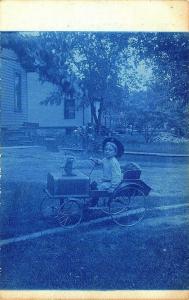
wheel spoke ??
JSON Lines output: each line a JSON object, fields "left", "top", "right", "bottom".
{"left": 59, "top": 216, "right": 69, "bottom": 225}
{"left": 110, "top": 186, "right": 146, "bottom": 227}
{"left": 40, "top": 195, "right": 60, "bottom": 222}
{"left": 57, "top": 200, "right": 82, "bottom": 228}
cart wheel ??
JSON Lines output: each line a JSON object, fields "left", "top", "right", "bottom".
{"left": 110, "top": 185, "right": 146, "bottom": 227}
{"left": 57, "top": 199, "right": 82, "bottom": 228}
{"left": 40, "top": 194, "right": 61, "bottom": 222}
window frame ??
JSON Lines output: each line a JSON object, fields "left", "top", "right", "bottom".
{"left": 64, "top": 98, "right": 75, "bottom": 120}
{"left": 14, "top": 71, "right": 22, "bottom": 112}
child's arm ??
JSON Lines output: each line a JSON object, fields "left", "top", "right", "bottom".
{"left": 89, "top": 157, "right": 103, "bottom": 165}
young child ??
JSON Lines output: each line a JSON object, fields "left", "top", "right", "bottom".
{"left": 90, "top": 137, "right": 124, "bottom": 205}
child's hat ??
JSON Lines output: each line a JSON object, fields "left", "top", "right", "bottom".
{"left": 103, "top": 137, "right": 124, "bottom": 158}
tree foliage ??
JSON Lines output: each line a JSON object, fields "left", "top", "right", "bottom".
{"left": 1, "top": 31, "right": 188, "bottom": 140}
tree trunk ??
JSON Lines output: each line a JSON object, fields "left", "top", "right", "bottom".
{"left": 91, "top": 101, "right": 98, "bottom": 125}
{"left": 97, "top": 97, "right": 104, "bottom": 134}
{"left": 90, "top": 97, "right": 104, "bottom": 135}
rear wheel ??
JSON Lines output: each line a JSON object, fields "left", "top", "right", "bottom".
{"left": 109, "top": 185, "right": 146, "bottom": 227}
{"left": 57, "top": 199, "right": 82, "bottom": 228}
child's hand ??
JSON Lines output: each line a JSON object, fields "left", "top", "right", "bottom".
{"left": 89, "top": 157, "right": 98, "bottom": 164}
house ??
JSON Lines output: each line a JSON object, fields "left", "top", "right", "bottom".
{"left": 27, "top": 72, "right": 91, "bottom": 132}
{"left": 1, "top": 48, "right": 91, "bottom": 143}
{"left": 1, "top": 48, "right": 28, "bottom": 130}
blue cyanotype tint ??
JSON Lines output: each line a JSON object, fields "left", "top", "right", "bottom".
{"left": 0, "top": 31, "right": 189, "bottom": 290}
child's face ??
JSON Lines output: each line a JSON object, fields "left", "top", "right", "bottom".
{"left": 104, "top": 143, "right": 116, "bottom": 158}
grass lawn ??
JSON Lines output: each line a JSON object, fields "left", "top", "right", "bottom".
{"left": 115, "top": 136, "right": 189, "bottom": 154}
{"left": 1, "top": 144, "right": 189, "bottom": 291}
{"left": 1, "top": 217, "right": 189, "bottom": 290}
{"left": 36, "top": 131, "right": 189, "bottom": 154}
{"left": 1, "top": 145, "right": 188, "bottom": 239}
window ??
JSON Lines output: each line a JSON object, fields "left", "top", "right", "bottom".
{"left": 64, "top": 98, "right": 75, "bottom": 119}
{"left": 14, "top": 73, "right": 22, "bottom": 112}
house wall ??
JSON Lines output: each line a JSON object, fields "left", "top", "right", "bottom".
{"left": 1, "top": 48, "right": 91, "bottom": 131}
{"left": 27, "top": 72, "right": 91, "bottom": 128}
{"left": 1, "top": 48, "right": 28, "bottom": 129}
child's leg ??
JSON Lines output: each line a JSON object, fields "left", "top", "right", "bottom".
{"left": 90, "top": 181, "right": 99, "bottom": 206}
{"left": 90, "top": 182, "right": 111, "bottom": 207}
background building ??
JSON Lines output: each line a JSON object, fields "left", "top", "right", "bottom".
{"left": 1, "top": 48, "right": 91, "bottom": 144}
{"left": 1, "top": 48, "right": 28, "bottom": 130}
{"left": 27, "top": 72, "right": 91, "bottom": 130}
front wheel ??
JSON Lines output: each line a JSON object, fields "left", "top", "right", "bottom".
{"left": 57, "top": 199, "right": 83, "bottom": 228}
{"left": 109, "top": 185, "right": 146, "bottom": 227}
{"left": 40, "top": 194, "right": 61, "bottom": 223}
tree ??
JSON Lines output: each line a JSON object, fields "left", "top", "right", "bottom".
{"left": 118, "top": 32, "right": 189, "bottom": 141}
{"left": 1, "top": 32, "right": 81, "bottom": 101}
{"left": 64, "top": 32, "right": 129, "bottom": 133}
{"left": 2, "top": 31, "right": 188, "bottom": 140}
{"left": 1, "top": 32, "right": 129, "bottom": 133}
